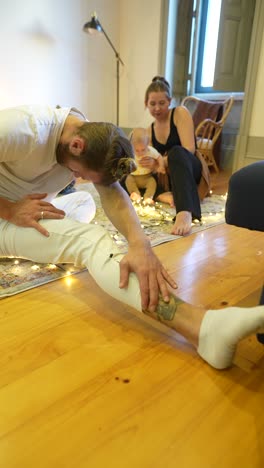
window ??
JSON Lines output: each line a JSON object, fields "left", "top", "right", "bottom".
{"left": 193, "top": 0, "right": 255, "bottom": 94}
{"left": 195, "top": 0, "right": 222, "bottom": 92}
{"left": 162, "top": 0, "right": 255, "bottom": 99}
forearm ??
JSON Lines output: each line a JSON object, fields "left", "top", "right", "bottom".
{"left": 157, "top": 155, "right": 167, "bottom": 173}
{"left": 175, "top": 106, "right": 196, "bottom": 154}
{"left": 95, "top": 182, "right": 150, "bottom": 247}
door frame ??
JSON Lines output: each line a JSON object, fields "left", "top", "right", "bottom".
{"left": 233, "top": 0, "right": 264, "bottom": 170}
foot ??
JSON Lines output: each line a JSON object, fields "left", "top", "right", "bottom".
{"left": 156, "top": 192, "right": 174, "bottom": 207}
{"left": 130, "top": 192, "right": 141, "bottom": 202}
{"left": 171, "top": 211, "right": 192, "bottom": 236}
{"left": 143, "top": 197, "right": 155, "bottom": 206}
{"left": 198, "top": 306, "right": 264, "bottom": 369}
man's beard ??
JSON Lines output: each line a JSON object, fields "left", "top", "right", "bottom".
{"left": 56, "top": 142, "right": 72, "bottom": 165}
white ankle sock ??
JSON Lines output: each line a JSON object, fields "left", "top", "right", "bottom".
{"left": 197, "top": 306, "right": 264, "bottom": 369}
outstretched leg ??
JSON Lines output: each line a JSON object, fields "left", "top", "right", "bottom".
{"left": 143, "top": 296, "right": 264, "bottom": 369}
{"left": 1, "top": 217, "right": 263, "bottom": 370}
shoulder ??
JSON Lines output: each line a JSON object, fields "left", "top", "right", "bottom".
{"left": 0, "top": 105, "right": 71, "bottom": 134}
{"left": 174, "top": 105, "right": 192, "bottom": 119}
{"left": 173, "top": 105, "right": 193, "bottom": 126}
{"left": 0, "top": 105, "right": 41, "bottom": 161}
{"left": 0, "top": 105, "right": 70, "bottom": 162}
{"left": 68, "top": 107, "right": 88, "bottom": 122}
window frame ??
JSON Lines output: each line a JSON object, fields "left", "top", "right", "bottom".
{"left": 195, "top": 0, "right": 225, "bottom": 94}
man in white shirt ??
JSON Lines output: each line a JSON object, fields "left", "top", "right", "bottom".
{"left": 1, "top": 104, "right": 264, "bottom": 370}
{"left": 0, "top": 104, "right": 175, "bottom": 312}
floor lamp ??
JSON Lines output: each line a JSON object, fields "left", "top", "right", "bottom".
{"left": 83, "top": 13, "right": 124, "bottom": 126}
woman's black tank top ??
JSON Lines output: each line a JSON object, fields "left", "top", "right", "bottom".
{"left": 151, "top": 108, "right": 181, "bottom": 155}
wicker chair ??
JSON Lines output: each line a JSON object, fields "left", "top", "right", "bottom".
{"left": 181, "top": 96, "right": 234, "bottom": 172}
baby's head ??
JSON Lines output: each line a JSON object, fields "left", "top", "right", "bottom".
{"left": 130, "top": 127, "right": 149, "bottom": 157}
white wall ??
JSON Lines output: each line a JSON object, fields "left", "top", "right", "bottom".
{"left": 2, "top": 0, "right": 263, "bottom": 135}
{"left": 0, "top": 0, "right": 162, "bottom": 127}
{"left": 249, "top": 25, "right": 264, "bottom": 137}
{"left": 0, "top": 0, "right": 120, "bottom": 122}
{"left": 119, "top": 0, "right": 162, "bottom": 128}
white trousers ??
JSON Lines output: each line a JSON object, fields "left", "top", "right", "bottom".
{"left": 0, "top": 191, "right": 142, "bottom": 311}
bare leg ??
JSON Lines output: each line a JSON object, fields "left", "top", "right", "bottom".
{"left": 144, "top": 294, "right": 264, "bottom": 369}
{"left": 2, "top": 216, "right": 264, "bottom": 370}
{"left": 156, "top": 191, "right": 174, "bottom": 207}
{"left": 144, "top": 295, "right": 204, "bottom": 347}
{"left": 171, "top": 211, "right": 192, "bottom": 236}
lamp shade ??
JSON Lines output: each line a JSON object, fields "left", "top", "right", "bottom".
{"left": 83, "top": 14, "right": 102, "bottom": 35}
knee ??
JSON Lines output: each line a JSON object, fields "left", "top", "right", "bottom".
{"left": 229, "top": 162, "right": 264, "bottom": 194}
{"left": 167, "top": 146, "right": 190, "bottom": 169}
{"left": 77, "top": 190, "right": 96, "bottom": 205}
{"left": 227, "top": 167, "right": 255, "bottom": 210}
{"left": 228, "top": 170, "right": 244, "bottom": 193}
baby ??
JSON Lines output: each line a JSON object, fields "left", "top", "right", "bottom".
{"left": 125, "top": 127, "right": 165, "bottom": 205}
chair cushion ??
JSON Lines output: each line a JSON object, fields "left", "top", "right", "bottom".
{"left": 197, "top": 138, "right": 213, "bottom": 149}
{"left": 192, "top": 101, "right": 223, "bottom": 135}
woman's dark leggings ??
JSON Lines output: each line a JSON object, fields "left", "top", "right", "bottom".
{"left": 225, "top": 161, "right": 264, "bottom": 343}
{"left": 166, "top": 146, "right": 202, "bottom": 220}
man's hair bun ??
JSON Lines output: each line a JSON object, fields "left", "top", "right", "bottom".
{"left": 111, "top": 157, "right": 137, "bottom": 180}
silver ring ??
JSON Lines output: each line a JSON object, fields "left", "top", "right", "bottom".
{"left": 41, "top": 211, "right": 44, "bottom": 220}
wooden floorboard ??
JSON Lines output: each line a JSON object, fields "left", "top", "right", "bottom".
{"left": 0, "top": 170, "right": 264, "bottom": 468}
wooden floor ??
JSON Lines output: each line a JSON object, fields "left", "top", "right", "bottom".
{"left": 0, "top": 170, "right": 264, "bottom": 468}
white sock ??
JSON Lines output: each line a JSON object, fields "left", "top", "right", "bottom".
{"left": 197, "top": 306, "right": 264, "bottom": 369}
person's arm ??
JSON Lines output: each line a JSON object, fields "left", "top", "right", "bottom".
{"left": 0, "top": 194, "right": 65, "bottom": 237}
{"left": 94, "top": 181, "right": 177, "bottom": 311}
{"left": 146, "top": 126, "right": 152, "bottom": 145}
{"left": 156, "top": 154, "right": 166, "bottom": 174}
{"left": 139, "top": 136, "right": 161, "bottom": 173}
{"left": 174, "top": 106, "right": 196, "bottom": 154}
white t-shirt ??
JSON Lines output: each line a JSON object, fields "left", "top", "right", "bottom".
{"left": 132, "top": 145, "right": 160, "bottom": 176}
{"left": 0, "top": 104, "right": 86, "bottom": 202}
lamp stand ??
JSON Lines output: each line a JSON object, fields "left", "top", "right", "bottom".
{"left": 83, "top": 15, "right": 124, "bottom": 126}
{"left": 100, "top": 26, "right": 124, "bottom": 126}
{"left": 116, "top": 55, "right": 120, "bottom": 126}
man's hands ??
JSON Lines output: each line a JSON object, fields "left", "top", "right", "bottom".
{"left": 7, "top": 193, "right": 65, "bottom": 237}
{"left": 119, "top": 242, "right": 177, "bottom": 312}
